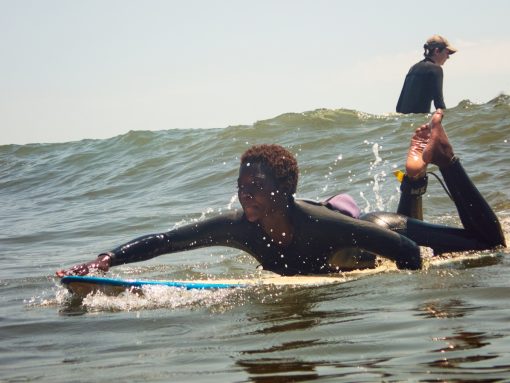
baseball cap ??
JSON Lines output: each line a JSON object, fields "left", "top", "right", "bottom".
{"left": 426, "top": 35, "right": 458, "bottom": 54}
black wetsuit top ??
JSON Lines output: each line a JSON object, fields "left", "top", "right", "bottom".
{"left": 107, "top": 199, "right": 420, "bottom": 275}
{"left": 396, "top": 58, "right": 446, "bottom": 114}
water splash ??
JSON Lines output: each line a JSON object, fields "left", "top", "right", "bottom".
{"left": 227, "top": 194, "right": 238, "bottom": 210}
{"left": 371, "top": 142, "right": 382, "bottom": 166}
{"left": 80, "top": 285, "right": 239, "bottom": 312}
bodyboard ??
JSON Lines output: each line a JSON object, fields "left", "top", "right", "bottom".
{"left": 60, "top": 274, "right": 351, "bottom": 297}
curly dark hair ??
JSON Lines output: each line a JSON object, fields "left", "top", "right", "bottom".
{"left": 240, "top": 144, "right": 299, "bottom": 196}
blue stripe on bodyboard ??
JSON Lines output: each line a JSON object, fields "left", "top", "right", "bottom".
{"left": 60, "top": 275, "right": 247, "bottom": 290}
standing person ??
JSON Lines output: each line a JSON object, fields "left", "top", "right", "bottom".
{"left": 396, "top": 35, "right": 457, "bottom": 114}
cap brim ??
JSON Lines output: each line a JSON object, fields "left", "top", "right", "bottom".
{"left": 446, "top": 46, "right": 457, "bottom": 54}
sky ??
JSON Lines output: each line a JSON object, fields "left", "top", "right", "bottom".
{"left": 1, "top": 0, "right": 509, "bottom": 145}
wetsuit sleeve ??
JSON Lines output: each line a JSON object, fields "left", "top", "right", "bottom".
{"left": 295, "top": 201, "right": 422, "bottom": 270}
{"left": 396, "top": 68, "right": 411, "bottom": 113}
{"left": 348, "top": 219, "right": 422, "bottom": 269}
{"left": 396, "top": 84, "right": 404, "bottom": 113}
{"left": 107, "top": 212, "right": 245, "bottom": 267}
{"left": 432, "top": 66, "right": 446, "bottom": 110}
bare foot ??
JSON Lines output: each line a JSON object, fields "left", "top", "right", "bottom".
{"left": 422, "top": 109, "right": 455, "bottom": 168}
{"left": 405, "top": 124, "right": 430, "bottom": 179}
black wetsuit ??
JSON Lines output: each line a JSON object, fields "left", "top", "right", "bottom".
{"left": 104, "top": 158, "right": 505, "bottom": 275}
{"left": 396, "top": 58, "right": 446, "bottom": 114}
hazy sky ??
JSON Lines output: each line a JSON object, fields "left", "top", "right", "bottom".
{"left": 1, "top": 0, "right": 509, "bottom": 145}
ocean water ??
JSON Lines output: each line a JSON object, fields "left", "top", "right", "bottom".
{"left": 1, "top": 95, "right": 510, "bottom": 382}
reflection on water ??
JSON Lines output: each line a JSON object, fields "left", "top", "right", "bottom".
{"left": 235, "top": 355, "right": 398, "bottom": 383}
{"left": 431, "top": 331, "right": 491, "bottom": 353}
{"left": 236, "top": 358, "right": 320, "bottom": 383}
{"left": 429, "top": 330, "right": 501, "bottom": 370}
{"left": 414, "top": 297, "right": 510, "bottom": 379}
{"left": 235, "top": 357, "right": 397, "bottom": 383}
{"left": 418, "top": 298, "right": 472, "bottom": 319}
{"left": 233, "top": 285, "right": 390, "bottom": 382}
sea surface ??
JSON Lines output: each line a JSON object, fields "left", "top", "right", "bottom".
{"left": 1, "top": 96, "right": 510, "bottom": 382}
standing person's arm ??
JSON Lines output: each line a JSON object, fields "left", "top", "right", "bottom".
{"left": 432, "top": 66, "right": 446, "bottom": 110}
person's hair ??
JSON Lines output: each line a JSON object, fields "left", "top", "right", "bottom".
{"left": 423, "top": 43, "right": 446, "bottom": 58}
{"left": 240, "top": 144, "right": 298, "bottom": 196}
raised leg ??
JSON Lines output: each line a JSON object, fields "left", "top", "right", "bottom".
{"left": 398, "top": 109, "right": 505, "bottom": 248}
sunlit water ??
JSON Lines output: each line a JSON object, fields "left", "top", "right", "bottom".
{"left": 1, "top": 96, "right": 510, "bottom": 382}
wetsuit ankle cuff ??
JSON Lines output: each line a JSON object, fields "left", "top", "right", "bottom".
{"left": 401, "top": 175, "right": 428, "bottom": 196}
